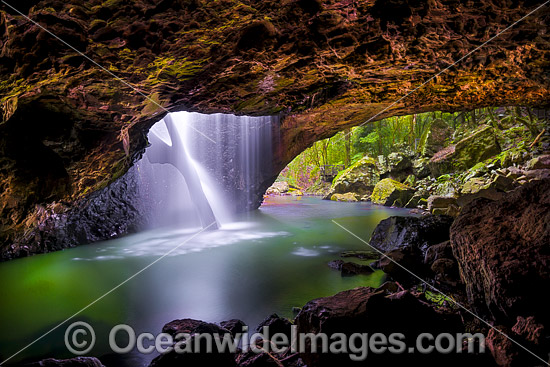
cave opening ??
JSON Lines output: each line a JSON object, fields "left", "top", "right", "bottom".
{"left": 268, "top": 106, "right": 549, "bottom": 211}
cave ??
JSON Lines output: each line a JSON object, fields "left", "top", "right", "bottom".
{"left": 1, "top": 1, "right": 550, "bottom": 366}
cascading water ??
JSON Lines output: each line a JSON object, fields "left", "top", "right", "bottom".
{"left": 136, "top": 111, "right": 277, "bottom": 230}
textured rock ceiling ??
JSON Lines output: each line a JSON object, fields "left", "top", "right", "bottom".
{"left": 0, "top": 0, "right": 549, "bottom": 250}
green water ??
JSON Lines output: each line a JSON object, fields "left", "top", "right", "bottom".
{"left": 0, "top": 196, "right": 414, "bottom": 366}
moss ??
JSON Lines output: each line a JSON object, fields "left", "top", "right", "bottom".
{"left": 371, "top": 178, "right": 413, "bottom": 206}
{"left": 141, "top": 92, "right": 165, "bottom": 115}
{"left": 90, "top": 19, "right": 106, "bottom": 29}
{"left": 147, "top": 57, "right": 204, "bottom": 83}
{"left": 103, "top": 0, "right": 123, "bottom": 8}
{"left": 110, "top": 159, "right": 128, "bottom": 181}
{"left": 234, "top": 95, "right": 266, "bottom": 113}
{"left": 437, "top": 174, "right": 452, "bottom": 183}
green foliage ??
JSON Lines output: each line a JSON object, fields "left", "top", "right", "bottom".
{"left": 278, "top": 107, "right": 547, "bottom": 192}
{"left": 416, "top": 286, "right": 458, "bottom": 309}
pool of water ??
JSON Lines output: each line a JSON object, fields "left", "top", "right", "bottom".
{"left": 0, "top": 196, "right": 414, "bottom": 366}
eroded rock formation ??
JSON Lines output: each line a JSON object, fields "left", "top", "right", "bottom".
{"left": 1, "top": 0, "right": 550, "bottom": 256}
{"left": 451, "top": 179, "right": 550, "bottom": 325}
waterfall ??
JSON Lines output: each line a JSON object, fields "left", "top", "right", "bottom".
{"left": 136, "top": 111, "right": 277, "bottom": 230}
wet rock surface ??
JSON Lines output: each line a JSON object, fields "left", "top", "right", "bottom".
{"left": 1, "top": 166, "right": 144, "bottom": 260}
{"left": 369, "top": 215, "right": 454, "bottom": 254}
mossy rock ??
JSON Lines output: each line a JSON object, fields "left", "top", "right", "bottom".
{"left": 429, "top": 125, "right": 501, "bottom": 177}
{"left": 331, "top": 193, "right": 359, "bottom": 202}
{"left": 371, "top": 178, "right": 415, "bottom": 207}
{"left": 461, "top": 177, "right": 489, "bottom": 195}
{"left": 386, "top": 151, "right": 413, "bottom": 182}
{"left": 418, "top": 118, "right": 452, "bottom": 157}
{"left": 329, "top": 156, "right": 380, "bottom": 197}
{"left": 413, "top": 157, "right": 431, "bottom": 179}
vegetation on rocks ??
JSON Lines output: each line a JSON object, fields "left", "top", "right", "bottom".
{"left": 272, "top": 106, "right": 549, "bottom": 218}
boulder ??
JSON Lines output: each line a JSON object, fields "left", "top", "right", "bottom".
{"left": 405, "top": 189, "right": 430, "bottom": 208}
{"left": 451, "top": 179, "right": 550, "bottom": 325}
{"left": 413, "top": 157, "right": 432, "bottom": 179}
{"left": 456, "top": 187, "right": 504, "bottom": 208}
{"left": 403, "top": 174, "right": 416, "bottom": 187}
{"left": 461, "top": 177, "right": 490, "bottom": 195}
{"left": 523, "top": 169, "right": 550, "bottom": 181}
{"left": 296, "top": 287, "right": 471, "bottom": 366}
{"left": 429, "top": 125, "right": 501, "bottom": 177}
{"left": 372, "top": 247, "right": 419, "bottom": 282}
{"left": 369, "top": 215, "right": 454, "bottom": 283}
{"left": 150, "top": 319, "right": 236, "bottom": 367}
{"left": 327, "top": 157, "right": 380, "bottom": 198}
{"left": 525, "top": 154, "right": 550, "bottom": 170}
{"left": 430, "top": 258, "right": 459, "bottom": 284}
{"left": 220, "top": 319, "right": 247, "bottom": 337}
{"left": 369, "top": 215, "right": 454, "bottom": 255}
{"left": 266, "top": 181, "right": 290, "bottom": 195}
{"left": 255, "top": 314, "right": 293, "bottom": 340}
{"left": 485, "top": 321, "right": 548, "bottom": 367}
{"left": 427, "top": 195, "right": 458, "bottom": 215}
{"left": 420, "top": 118, "right": 453, "bottom": 157}
{"left": 512, "top": 316, "right": 545, "bottom": 345}
{"left": 330, "top": 192, "right": 359, "bottom": 202}
{"left": 386, "top": 151, "right": 413, "bottom": 182}
{"left": 424, "top": 241, "right": 454, "bottom": 264}
{"left": 370, "top": 178, "right": 415, "bottom": 206}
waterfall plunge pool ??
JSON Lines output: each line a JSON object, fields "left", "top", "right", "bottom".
{"left": 0, "top": 112, "right": 417, "bottom": 366}
{"left": 0, "top": 197, "right": 415, "bottom": 366}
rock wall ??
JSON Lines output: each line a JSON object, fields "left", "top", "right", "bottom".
{"left": 450, "top": 179, "right": 550, "bottom": 325}
{"left": 1, "top": 166, "right": 144, "bottom": 260}
{"left": 1, "top": 0, "right": 550, "bottom": 256}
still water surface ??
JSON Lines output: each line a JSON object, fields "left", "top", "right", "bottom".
{"left": 0, "top": 196, "right": 414, "bottom": 365}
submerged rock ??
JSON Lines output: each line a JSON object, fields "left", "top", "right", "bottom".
{"left": 339, "top": 250, "right": 374, "bottom": 259}
{"left": 327, "top": 259, "right": 344, "bottom": 270}
{"left": 340, "top": 261, "right": 374, "bottom": 275}
{"left": 370, "top": 178, "right": 415, "bottom": 206}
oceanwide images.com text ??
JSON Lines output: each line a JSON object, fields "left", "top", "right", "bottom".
{"left": 65, "top": 322, "right": 486, "bottom": 361}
